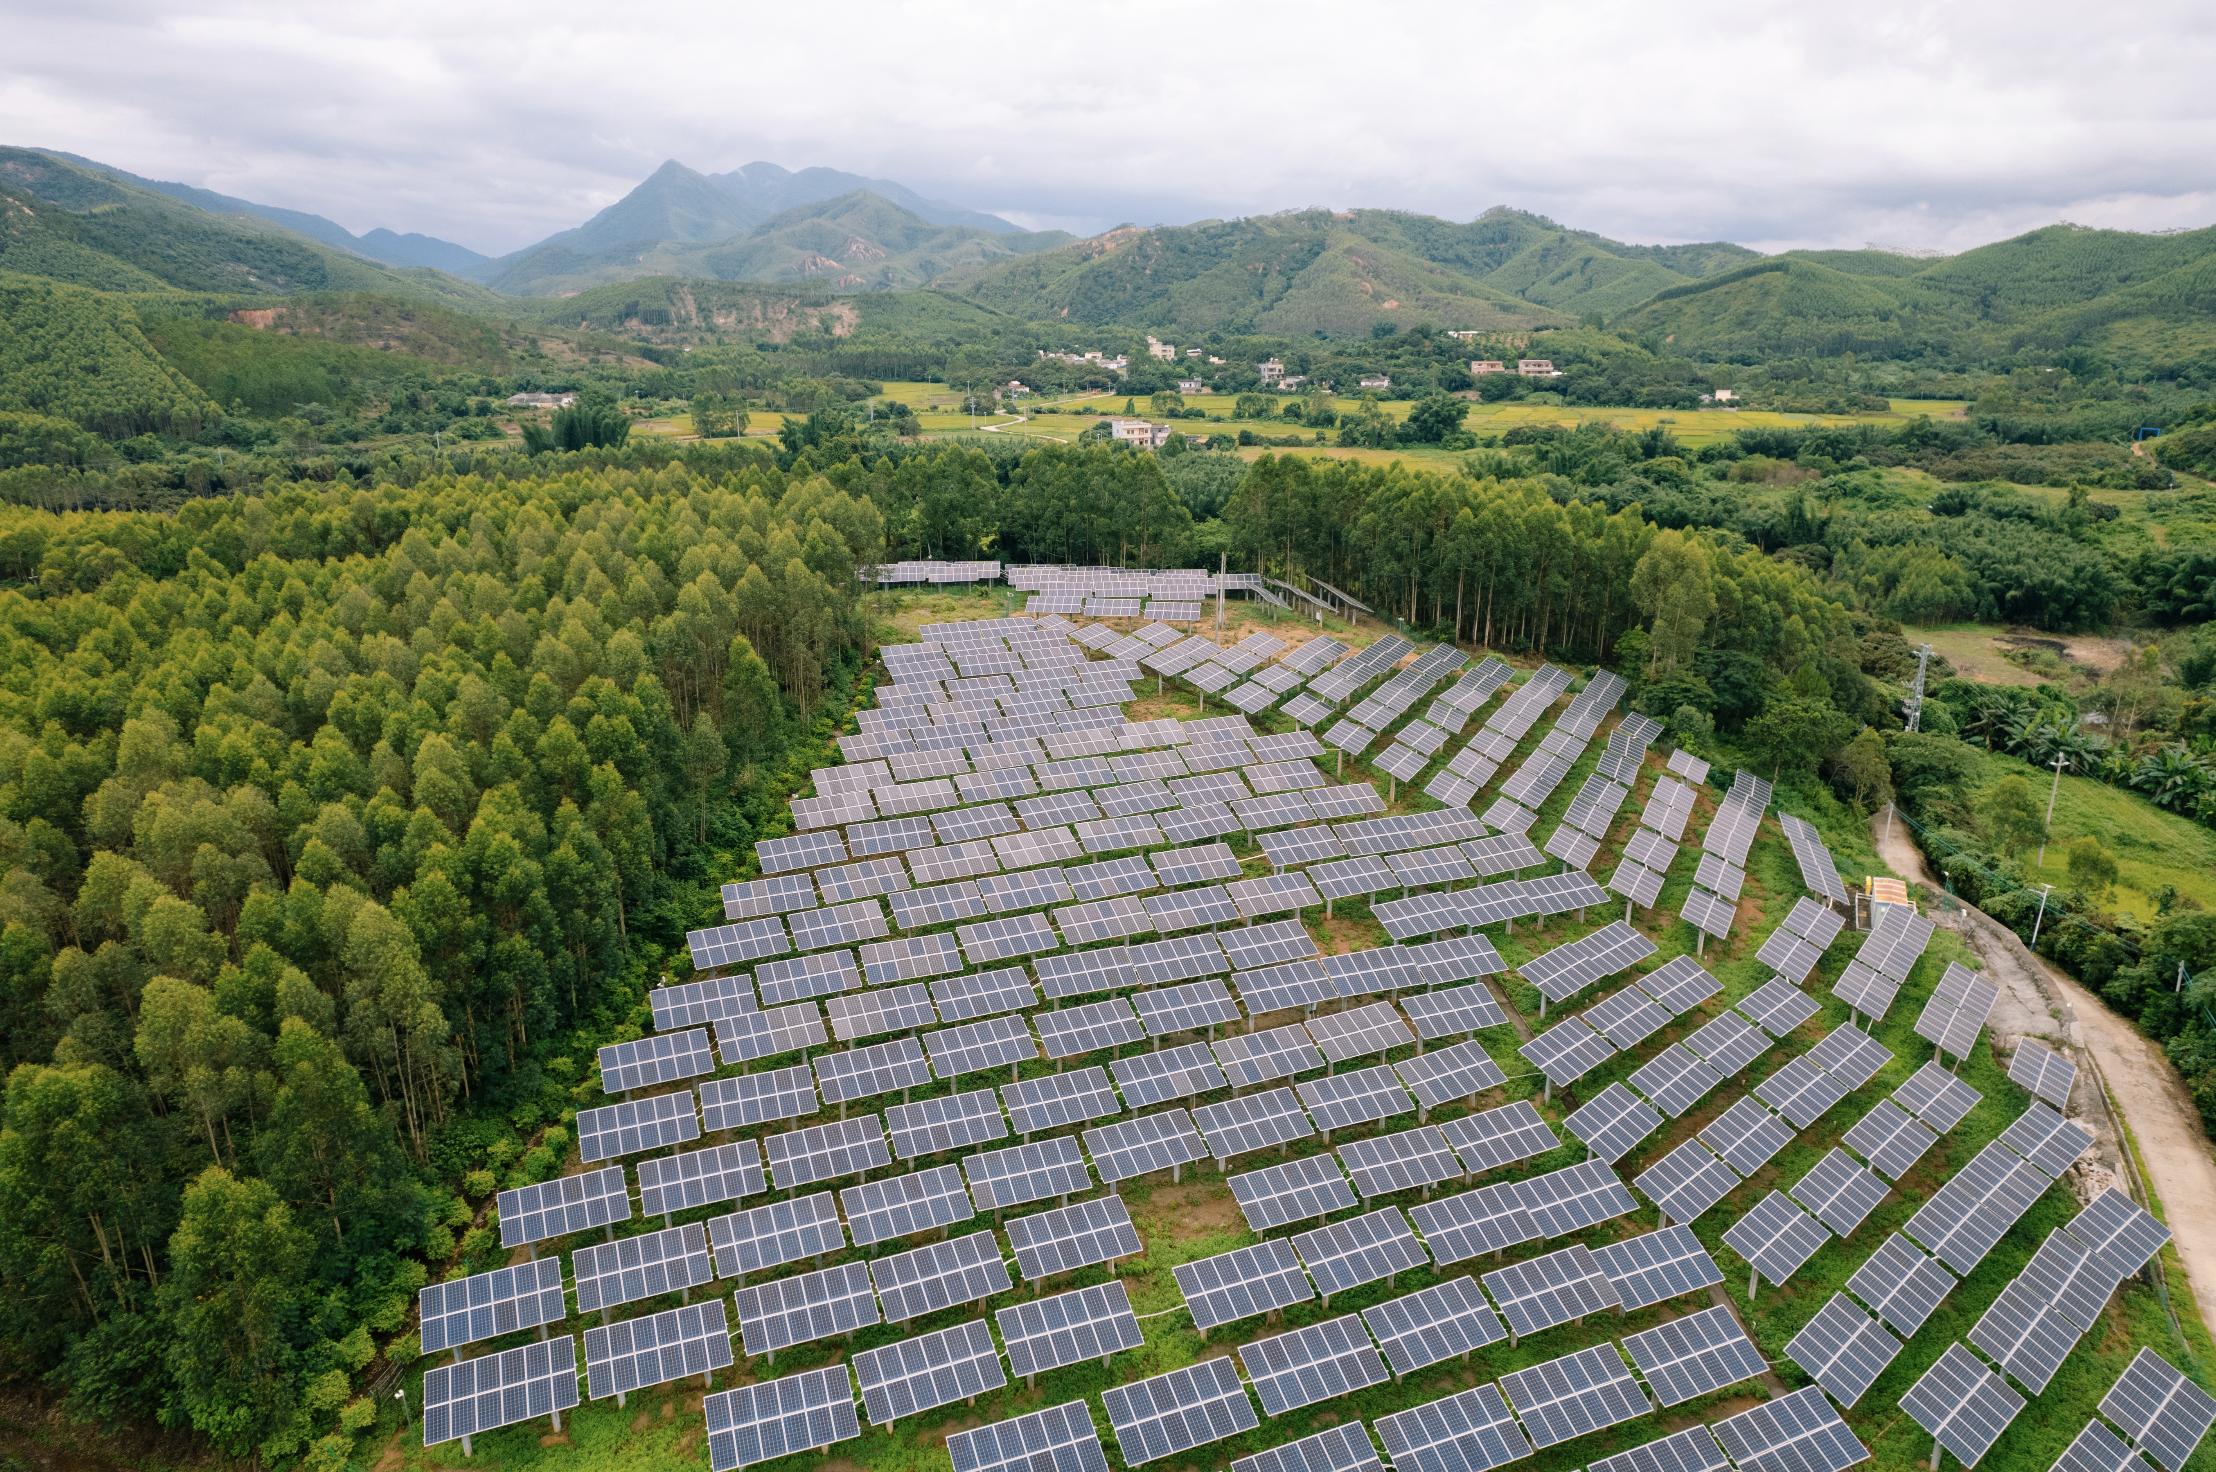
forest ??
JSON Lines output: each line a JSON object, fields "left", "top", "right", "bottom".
{"left": 0, "top": 462, "right": 882, "bottom": 1463}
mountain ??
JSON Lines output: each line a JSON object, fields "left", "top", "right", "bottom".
{"left": 936, "top": 207, "right": 1756, "bottom": 335}
{"left": 705, "top": 161, "right": 1022, "bottom": 235}
{"left": 0, "top": 147, "right": 491, "bottom": 302}
{"left": 1619, "top": 223, "right": 2216, "bottom": 371}
{"left": 46, "top": 150, "right": 488, "bottom": 274}
{"left": 512, "top": 274, "right": 1010, "bottom": 346}
{"left": 483, "top": 183, "right": 1067, "bottom": 297}
{"left": 478, "top": 159, "right": 1031, "bottom": 294}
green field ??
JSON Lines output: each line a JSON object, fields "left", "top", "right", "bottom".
{"left": 365, "top": 603, "right": 2216, "bottom": 1472}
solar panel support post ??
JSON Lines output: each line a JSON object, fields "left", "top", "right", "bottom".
{"left": 1749, "top": 1264, "right": 1760, "bottom": 1300}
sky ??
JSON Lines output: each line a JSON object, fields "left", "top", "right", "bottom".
{"left": 4, "top": 0, "right": 2214, "bottom": 258}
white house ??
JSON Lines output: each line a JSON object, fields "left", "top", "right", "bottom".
{"left": 1109, "top": 419, "right": 1173, "bottom": 449}
{"left": 1358, "top": 374, "right": 1391, "bottom": 390}
{"left": 1517, "top": 359, "right": 1562, "bottom": 378}
{"left": 1257, "top": 359, "right": 1286, "bottom": 385}
{"left": 1469, "top": 360, "right": 1509, "bottom": 375}
{"left": 1177, "top": 379, "right": 1209, "bottom": 395}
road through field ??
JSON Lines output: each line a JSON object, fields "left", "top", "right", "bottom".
{"left": 1873, "top": 812, "right": 2216, "bottom": 1337}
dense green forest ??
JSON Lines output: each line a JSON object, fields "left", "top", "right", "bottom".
{"left": 0, "top": 462, "right": 882, "bottom": 1462}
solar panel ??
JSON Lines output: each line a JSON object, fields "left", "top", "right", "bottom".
{"left": 1700, "top": 1096, "right": 1794, "bottom": 1176}
{"left": 1901, "top": 1342, "right": 2024, "bottom": 1469}
{"left": 1637, "top": 1139, "right": 1742, "bottom": 1224}
{"left": 1374, "top": 1382, "right": 1532, "bottom": 1472}
{"left": 1969, "top": 1234, "right": 2101, "bottom": 1394}
{"left": 1591, "top": 1223, "right": 1724, "bottom": 1310}
{"left": 1515, "top": 1159, "right": 1638, "bottom": 1237}
{"left": 1521, "top": 921, "right": 1657, "bottom": 1004}
{"left": 1496, "top": 1341, "right": 1651, "bottom": 1448}
{"left": 1354, "top": 1276, "right": 1503, "bottom": 1378}
{"left": 1229, "top": 1153, "right": 1359, "bottom": 1232}
{"left": 1297, "top": 1063, "right": 1414, "bottom": 1132}
{"left": 724, "top": 870, "right": 821, "bottom": 919}
{"left": 1687, "top": 1010, "right": 1771, "bottom": 1076}
{"left": 1785, "top": 1293, "right": 1903, "bottom": 1407}
{"left": 1520, "top": 1016, "right": 1614, "bottom": 1087}
{"left": 1482, "top": 1241, "right": 1620, "bottom": 1337}
{"left": 898, "top": 1149, "right": 1033, "bottom": 1234}
{"left": 1064, "top": 852, "right": 1158, "bottom": 902}
{"left": 871, "top": 1228, "right": 1013, "bottom": 1323}
{"left": 498, "top": 1165, "right": 631, "bottom": 1248}
{"left": 1436, "top": 1099, "right": 1556, "bottom": 1174}
{"left": 1135, "top": 978, "right": 1243, "bottom": 1037}
{"left": 652, "top": 973, "right": 758, "bottom": 1031}
{"left": 636, "top": 1140, "right": 764, "bottom": 1218}
{"left": 1033, "top": 997, "right": 1145, "bottom": 1058}
{"left": 1843, "top": 1098, "right": 1939, "bottom": 1182}
{"left": 1102, "top": 1357, "right": 1259, "bottom": 1467}
{"left": 1086, "top": 1108, "right": 1209, "bottom": 1184}
{"left": 839, "top": 1162, "right": 974, "bottom": 1247}
{"left": 1629, "top": 1043, "right": 1726, "bottom": 1118}
{"left": 716, "top": 1002, "right": 828, "bottom": 1063}
{"left": 733, "top": 1259, "right": 879, "bottom": 1354}
{"left": 998, "top": 1067, "right": 1118, "bottom": 1136}
{"left": 1914, "top": 962, "right": 1999, "bottom": 1059}
{"left": 2065, "top": 1187, "right": 2172, "bottom": 1279}
{"left": 1723, "top": 1190, "right": 1831, "bottom": 1288}
{"left": 1589, "top": 1427, "right": 1731, "bottom": 1472}
{"left": 1194, "top": 1086, "right": 1316, "bottom": 1160}
{"left": 1220, "top": 916, "right": 1320, "bottom": 970}
{"left": 1846, "top": 1233, "right": 1957, "bottom": 1339}
{"left": 1710, "top": 1385, "right": 1870, "bottom": 1472}
{"left": 760, "top": 831, "right": 851, "bottom": 876}
{"left": 1215, "top": 1021, "right": 1326, "bottom": 1086}
{"left": 2054, "top": 1421, "right": 2155, "bottom": 1472}
{"left": 1681, "top": 886, "right": 1736, "bottom": 939}
{"left": 1754, "top": 1053, "right": 1851, "bottom": 1129}
{"left": 1896, "top": 1059, "right": 1982, "bottom": 1131}
{"left": 1238, "top": 1311, "right": 1391, "bottom": 1417}
{"left": 1584, "top": 985, "right": 1672, "bottom": 1050}
{"left": 1293, "top": 1206, "right": 1429, "bottom": 1296}
{"left": 1111, "top": 1040, "right": 1228, "bottom": 1108}
{"left": 420, "top": 1336, "right": 579, "bottom": 1448}
{"left": 1005, "top": 1193, "right": 1142, "bottom": 1279}
{"left": 1408, "top": 1180, "right": 1541, "bottom": 1262}
{"left": 815, "top": 1036, "right": 933, "bottom": 1104}
{"left": 704, "top": 1364, "right": 859, "bottom": 1472}
{"left": 2103, "top": 1349, "right": 2216, "bottom": 1472}
{"left": 1999, "top": 1100, "right": 2094, "bottom": 1178}
{"left": 1337, "top": 1123, "right": 1463, "bottom": 1197}
{"left": 419, "top": 1257, "right": 568, "bottom": 1355}
{"left": 583, "top": 1298, "right": 734, "bottom": 1400}
{"left": 1400, "top": 987, "right": 1509, "bottom": 1046}
{"left": 576, "top": 1089, "right": 700, "bottom": 1163}
{"left": 995, "top": 1278, "right": 1144, "bottom": 1379}
{"left": 703, "top": 1192, "right": 843, "bottom": 1279}
{"left": 1308, "top": 1000, "right": 1416, "bottom": 1063}
{"left": 764, "top": 1115, "right": 890, "bottom": 1190}
{"left": 1235, "top": 1423, "right": 1383, "bottom": 1472}
{"left": 1788, "top": 1148, "right": 1889, "bottom": 1237}
{"left": 823, "top": 983, "right": 936, "bottom": 1044}
{"left": 948, "top": 1401, "right": 1110, "bottom": 1472}
{"left": 2011, "top": 1038, "right": 2078, "bottom": 1108}
{"left": 694, "top": 1068, "right": 812, "bottom": 1136}
{"left": 851, "top": 1318, "right": 1007, "bottom": 1426}
{"left": 1622, "top": 1304, "right": 1766, "bottom": 1406}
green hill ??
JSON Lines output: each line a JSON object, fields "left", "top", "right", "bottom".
{"left": 940, "top": 206, "right": 1761, "bottom": 333}
{"left": 488, "top": 190, "right": 1069, "bottom": 296}
{"left": 0, "top": 147, "right": 491, "bottom": 304}
{"left": 511, "top": 274, "right": 1011, "bottom": 345}
{"left": 0, "top": 272, "right": 217, "bottom": 437}
{"left": 1614, "top": 257, "right": 1931, "bottom": 360}
{"left": 942, "top": 209, "right": 1565, "bottom": 334}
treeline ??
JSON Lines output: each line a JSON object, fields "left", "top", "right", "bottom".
{"left": 0, "top": 465, "right": 880, "bottom": 1462}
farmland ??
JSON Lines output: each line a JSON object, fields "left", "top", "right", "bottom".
{"left": 370, "top": 591, "right": 2211, "bottom": 1472}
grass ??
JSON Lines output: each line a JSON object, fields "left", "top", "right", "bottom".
{"left": 358, "top": 627, "right": 2216, "bottom": 1472}
{"left": 1961, "top": 747, "right": 2216, "bottom": 921}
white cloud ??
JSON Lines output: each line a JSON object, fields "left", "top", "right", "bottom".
{"left": 0, "top": 0, "right": 2211, "bottom": 257}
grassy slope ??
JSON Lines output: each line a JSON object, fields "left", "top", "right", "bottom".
{"left": 359, "top": 614, "right": 2216, "bottom": 1472}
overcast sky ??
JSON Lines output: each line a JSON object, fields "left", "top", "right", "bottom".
{"left": 5, "top": 0, "right": 2213, "bottom": 258}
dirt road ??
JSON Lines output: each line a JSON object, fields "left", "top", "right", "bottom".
{"left": 1873, "top": 812, "right": 2216, "bottom": 1334}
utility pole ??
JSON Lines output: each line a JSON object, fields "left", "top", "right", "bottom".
{"left": 2036, "top": 750, "right": 2068, "bottom": 868}
{"left": 1904, "top": 642, "right": 1933, "bottom": 732}
{"left": 2029, "top": 882, "right": 2054, "bottom": 949}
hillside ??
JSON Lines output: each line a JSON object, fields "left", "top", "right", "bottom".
{"left": 1614, "top": 258, "right": 1930, "bottom": 360}
{"left": 0, "top": 272, "right": 218, "bottom": 437}
{"left": 510, "top": 274, "right": 1011, "bottom": 344}
{"left": 0, "top": 148, "right": 492, "bottom": 304}
{"left": 49, "top": 150, "right": 489, "bottom": 273}
{"left": 477, "top": 161, "right": 1037, "bottom": 294}
{"left": 939, "top": 206, "right": 1763, "bottom": 333}
{"left": 487, "top": 189, "right": 1069, "bottom": 296}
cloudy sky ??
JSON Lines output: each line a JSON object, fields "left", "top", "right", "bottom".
{"left": 5, "top": 0, "right": 2213, "bottom": 258}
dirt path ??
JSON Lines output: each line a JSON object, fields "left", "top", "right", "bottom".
{"left": 1873, "top": 812, "right": 2216, "bottom": 1335}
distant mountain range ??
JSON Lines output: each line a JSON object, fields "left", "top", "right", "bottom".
{"left": 472, "top": 159, "right": 1068, "bottom": 295}
{"left": 5, "top": 143, "right": 2216, "bottom": 374}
